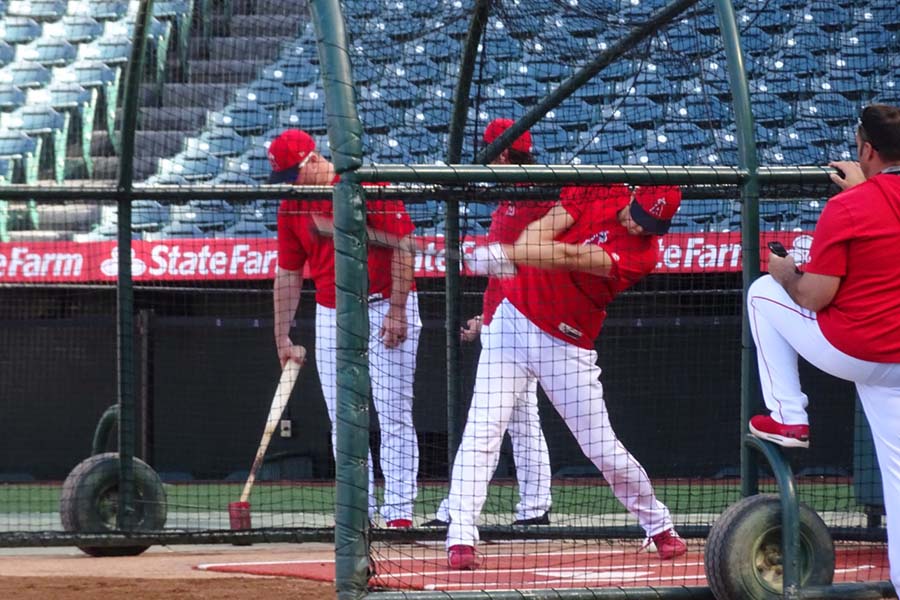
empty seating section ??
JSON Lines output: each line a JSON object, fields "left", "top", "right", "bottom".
{"left": 0, "top": 0, "right": 896, "bottom": 240}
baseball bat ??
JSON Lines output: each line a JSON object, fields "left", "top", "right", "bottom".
{"left": 239, "top": 360, "right": 301, "bottom": 504}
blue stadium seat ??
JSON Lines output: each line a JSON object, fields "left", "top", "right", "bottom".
{"left": 406, "top": 99, "right": 452, "bottom": 132}
{"left": 161, "top": 148, "right": 221, "bottom": 182}
{"left": 0, "top": 40, "right": 14, "bottom": 68}
{"left": 352, "top": 60, "right": 382, "bottom": 86}
{"left": 366, "top": 134, "right": 410, "bottom": 163}
{"left": 752, "top": 92, "right": 793, "bottom": 128}
{"left": 209, "top": 171, "right": 260, "bottom": 186}
{"left": 483, "top": 32, "right": 523, "bottom": 63}
{"left": 34, "top": 82, "right": 96, "bottom": 176}
{"left": 0, "top": 83, "right": 25, "bottom": 111}
{"left": 214, "top": 100, "right": 274, "bottom": 136}
{"left": 238, "top": 199, "right": 278, "bottom": 228}
{"left": 0, "top": 60, "right": 51, "bottom": 89}
{"left": 78, "top": 34, "right": 132, "bottom": 67}
{"left": 659, "top": 123, "right": 709, "bottom": 149}
{"left": 275, "top": 104, "right": 326, "bottom": 134}
{"left": 0, "top": 16, "right": 42, "bottom": 45}
{"left": 357, "top": 98, "right": 396, "bottom": 134}
{"left": 767, "top": 48, "right": 823, "bottom": 79}
{"left": 803, "top": 1, "right": 850, "bottom": 32}
{"left": 170, "top": 199, "right": 236, "bottom": 233}
{"left": 234, "top": 79, "right": 293, "bottom": 110}
{"left": 391, "top": 126, "right": 439, "bottom": 158}
{"left": 740, "top": 26, "right": 774, "bottom": 57}
{"left": 192, "top": 127, "right": 250, "bottom": 158}
{"left": 784, "top": 23, "right": 837, "bottom": 55}
{"left": 376, "top": 75, "right": 420, "bottom": 108}
{"left": 520, "top": 57, "right": 571, "bottom": 83}
{"left": 220, "top": 219, "right": 273, "bottom": 238}
{"left": 759, "top": 200, "right": 801, "bottom": 232}
{"left": 0, "top": 130, "right": 40, "bottom": 182}
{"left": 222, "top": 153, "right": 270, "bottom": 182}
{"left": 2, "top": 104, "right": 67, "bottom": 181}
{"left": 152, "top": 221, "right": 206, "bottom": 239}
{"left": 799, "top": 199, "right": 824, "bottom": 227}
{"left": 496, "top": 74, "right": 546, "bottom": 106}
{"left": 7, "top": 0, "right": 66, "bottom": 21}
{"left": 102, "top": 199, "right": 170, "bottom": 232}
{"left": 797, "top": 93, "right": 855, "bottom": 126}
{"left": 753, "top": 5, "right": 792, "bottom": 33}
{"left": 17, "top": 37, "right": 77, "bottom": 67}
{"left": 67, "top": 0, "right": 128, "bottom": 22}
{"left": 47, "top": 15, "right": 103, "bottom": 44}
{"left": 53, "top": 60, "right": 118, "bottom": 146}
{"left": 261, "top": 57, "right": 320, "bottom": 88}
{"left": 549, "top": 100, "right": 594, "bottom": 131}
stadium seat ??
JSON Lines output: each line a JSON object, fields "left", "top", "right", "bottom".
{"left": 366, "top": 134, "right": 409, "bottom": 163}
{"left": 101, "top": 199, "right": 170, "bottom": 232}
{"left": 398, "top": 58, "right": 440, "bottom": 87}
{"left": 797, "top": 93, "right": 855, "bottom": 126}
{"left": 0, "top": 60, "right": 51, "bottom": 89}
{"left": 0, "top": 16, "right": 42, "bottom": 45}
{"left": 496, "top": 74, "right": 546, "bottom": 106}
{"left": 19, "top": 36, "right": 77, "bottom": 67}
{"left": 819, "top": 71, "right": 867, "bottom": 101}
{"left": 802, "top": 1, "right": 850, "bottom": 32}
{"left": 520, "top": 57, "right": 571, "bottom": 83}
{"left": 0, "top": 130, "right": 40, "bottom": 183}
{"left": 141, "top": 172, "right": 189, "bottom": 185}
{"left": 0, "top": 83, "right": 25, "bottom": 112}
{"left": 406, "top": 99, "right": 452, "bottom": 133}
{"left": 234, "top": 78, "right": 293, "bottom": 110}
{"left": 275, "top": 103, "right": 326, "bottom": 135}
{"left": 740, "top": 26, "right": 774, "bottom": 57}
{"left": 219, "top": 219, "right": 273, "bottom": 238}
{"left": 78, "top": 33, "right": 132, "bottom": 67}
{"left": 2, "top": 104, "right": 67, "bottom": 182}
{"left": 168, "top": 199, "right": 236, "bottom": 233}
{"left": 843, "top": 24, "right": 894, "bottom": 54}
{"left": 213, "top": 100, "right": 273, "bottom": 136}
{"left": 7, "top": 0, "right": 66, "bottom": 21}
{"left": 209, "top": 171, "right": 260, "bottom": 186}
{"left": 759, "top": 200, "right": 801, "bottom": 232}
{"left": 798, "top": 199, "right": 824, "bottom": 227}
{"left": 29, "top": 82, "right": 96, "bottom": 177}
{"left": 784, "top": 23, "right": 837, "bottom": 56}
{"left": 46, "top": 15, "right": 103, "bottom": 44}
{"left": 67, "top": 0, "right": 128, "bottom": 22}
{"left": 752, "top": 92, "right": 793, "bottom": 128}
{"left": 261, "top": 56, "right": 320, "bottom": 88}
{"left": 160, "top": 148, "right": 221, "bottom": 182}
{"left": 53, "top": 60, "right": 118, "bottom": 148}
{"left": 191, "top": 127, "right": 249, "bottom": 158}
{"left": 587, "top": 119, "right": 643, "bottom": 152}
{"left": 376, "top": 76, "right": 420, "bottom": 108}
{"left": 222, "top": 153, "right": 270, "bottom": 182}
{"left": 150, "top": 220, "right": 206, "bottom": 239}
{"left": 0, "top": 40, "right": 14, "bottom": 69}
{"left": 357, "top": 98, "right": 396, "bottom": 134}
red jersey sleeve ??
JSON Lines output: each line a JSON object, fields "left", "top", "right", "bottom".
{"left": 367, "top": 200, "right": 415, "bottom": 237}
{"left": 804, "top": 200, "right": 852, "bottom": 277}
{"left": 277, "top": 204, "right": 307, "bottom": 271}
{"left": 560, "top": 185, "right": 587, "bottom": 220}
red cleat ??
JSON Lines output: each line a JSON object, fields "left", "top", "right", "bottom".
{"left": 749, "top": 415, "right": 809, "bottom": 448}
{"left": 385, "top": 518, "right": 413, "bottom": 528}
{"left": 650, "top": 529, "right": 687, "bottom": 560}
{"left": 447, "top": 544, "right": 479, "bottom": 570}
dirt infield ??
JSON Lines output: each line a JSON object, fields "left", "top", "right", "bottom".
{"left": 0, "top": 543, "right": 335, "bottom": 599}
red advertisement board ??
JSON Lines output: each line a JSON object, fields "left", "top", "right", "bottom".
{"left": 0, "top": 232, "right": 814, "bottom": 283}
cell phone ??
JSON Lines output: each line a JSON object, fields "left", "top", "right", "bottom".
{"left": 767, "top": 241, "right": 788, "bottom": 258}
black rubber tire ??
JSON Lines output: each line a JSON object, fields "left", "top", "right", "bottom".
{"left": 60, "top": 452, "right": 167, "bottom": 557}
{"left": 704, "top": 494, "right": 834, "bottom": 600}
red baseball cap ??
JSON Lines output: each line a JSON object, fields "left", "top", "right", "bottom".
{"left": 483, "top": 118, "right": 532, "bottom": 154}
{"left": 630, "top": 185, "right": 682, "bottom": 235}
{"left": 267, "top": 129, "right": 316, "bottom": 183}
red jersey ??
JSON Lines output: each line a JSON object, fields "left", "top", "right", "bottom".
{"left": 803, "top": 172, "right": 900, "bottom": 362}
{"left": 502, "top": 184, "right": 658, "bottom": 349}
{"left": 277, "top": 196, "right": 415, "bottom": 309}
{"left": 482, "top": 199, "right": 555, "bottom": 325}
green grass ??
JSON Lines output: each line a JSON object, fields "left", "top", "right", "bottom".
{"left": 0, "top": 481, "right": 865, "bottom": 516}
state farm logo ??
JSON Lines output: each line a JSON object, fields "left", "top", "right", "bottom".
{"left": 144, "top": 243, "right": 277, "bottom": 277}
{"left": 0, "top": 246, "right": 84, "bottom": 278}
{"left": 100, "top": 247, "right": 147, "bottom": 277}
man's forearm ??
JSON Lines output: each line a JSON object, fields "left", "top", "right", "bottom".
{"left": 274, "top": 267, "right": 302, "bottom": 342}
{"left": 389, "top": 245, "right": 414, "bottom": 308}
{"left": 506, "top": 240, "right": 612, "bottom": 277}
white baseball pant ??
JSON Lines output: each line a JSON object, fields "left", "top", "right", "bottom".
{"left": 435, "top": 372, "right": 553, "bottom": 523}
{"left": 316, "top": 292, "right": 422, "bottom": 522}
{"left": 446, "top": 299, "right": 673, "bottom": 548}
{"left": 748, "top": 275, "right": 900, "bottom": 590}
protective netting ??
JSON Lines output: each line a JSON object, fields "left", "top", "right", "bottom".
{"left": 0, "top": 0, "right": 893, "bottom": 594}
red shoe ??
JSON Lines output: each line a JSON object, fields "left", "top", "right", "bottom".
{"left": 648, "top": 529, "right": 687, "bottom": 560}
{"left": 386, "top": 518, "right": 413, "bottom": 528}
{"left": 447, "top": 544, "right": 479, "bottom": 570}
{"left": 749, "top": 415, "right": 809, "bottom": 448}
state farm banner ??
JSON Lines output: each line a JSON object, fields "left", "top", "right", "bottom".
{"left": 0, "top": 232, "right": 814, "bottom": 283}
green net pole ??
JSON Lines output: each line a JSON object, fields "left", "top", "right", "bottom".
{"left": 713, "top": 0, "right": 763, "bottom": 500}
{"left": 444, "top": 0, "right": 491, "bottom": 480}
{"left": 114, "top": 0, "right": 154, "bottom": 530}
{"left": 309, "top": 1, "right": 369, "bottom": 598}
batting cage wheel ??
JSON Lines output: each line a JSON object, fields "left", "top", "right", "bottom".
{"left": 704, "top": 494, "right": 834, "bottom": 600}
{"left": 60, "top": 452, "right": 167, "bottom": 557}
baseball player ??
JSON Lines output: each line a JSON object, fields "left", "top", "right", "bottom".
{"left": 428, "top": 119, "right": 553, "bottom": 527}
{"left": 271, "top": 129, "right": 422, "bottom": 528}
{"left": 445, "top": 182, "right": 687, "bottom": 570}
{"left": 748, "top": 103, "right": 900, "bottom": 590}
